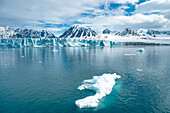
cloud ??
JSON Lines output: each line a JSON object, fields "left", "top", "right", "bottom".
{"left": 78, "top": 14, "right": 168, "bottom": 31}
{"left": 135, "top": 0, "right": 170, "bottom": 20}
{"left": 134, "top": 0, "right": 170, "bottom": 30}
{"left": 78, "top": 0, "right": 170, "bottom": 31}
{"left": 83, "top": 0, "right": 139, "bottom": 7}
{"left": 0, "top": 0, "right": 86, "bottom": 26}
{"left": 0, "top": 0, "right": 169, "bottom": 34}
{"left": 136, "top": 0, "right": 170, "bottom": 13}
{"left": 113, "top": 0, "right": 139, "bottom": 4}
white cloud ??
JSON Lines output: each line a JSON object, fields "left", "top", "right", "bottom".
{"left": 83, "top": 0, "right": 139, "bottom": 7}
{"left": 136, "top": 0, "right": 170, "bottom": 13}
{"left": 0, "top": 0, "right": 140, "bottom": 23}
{"left": 135, "top": 0, "right": 170, "bottom": 20}
{"left": 113, "top": 0, "right": 139, "bottom": 4}
{"left": 78, "top": 14, "right": 168, "bottom": 32}
{"left": 134, "top": 0, "right": 170, "bottom": 30}
{"left": 0, "top": 0, "right": 169, "bottom": 34}
{"left": 0, "top": 0, "right": 86, "bottom": 26}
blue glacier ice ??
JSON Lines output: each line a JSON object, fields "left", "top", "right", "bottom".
{"left": 0, "top": 38, "right": 122, "bottom": 48}
{"left": 137, "top": 48, "right": 145, "bottom": 52}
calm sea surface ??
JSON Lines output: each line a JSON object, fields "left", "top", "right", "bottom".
{"left": 0, "top": 46, "right": 170, "bottom": 113}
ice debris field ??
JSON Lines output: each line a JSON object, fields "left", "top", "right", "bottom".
{"left": 75, "top": 73, "right": 121, "bottom": 109}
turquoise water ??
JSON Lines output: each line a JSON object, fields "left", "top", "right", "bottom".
{"left": 0, "top": 46, "right": 170, "bottom": 113}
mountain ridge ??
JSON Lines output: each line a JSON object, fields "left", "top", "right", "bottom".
{"left": 108, "top": 28, "right": 170, "bottom": 37}
{"left": 0, "top": 26, "right": 56, "bottom": 38}
{"left": 1, "top": 25, "right": 170, "bottom": 39}
{"left": 59, "top": 25, "right": 98, "bottom": 38}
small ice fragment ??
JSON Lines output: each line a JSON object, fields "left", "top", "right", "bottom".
{"left": 124, "top": 54, "right": 136, "bottom": 56}
{"left": 21, "top": 56, "right": 24, "bottom": 58}
{"left": 75, "top": 96, "right": 99, "bottom": 108}
{"left": 137, "top": 48, "right": 145, "bottom": 52}
{"left": 38, "top": 61, "right": 42, "bottom": 64}
{"left": 137, "top": 69, "right": 142, "bottom": 71}
{"left": 75, "top": 73, "right": 121, "bottom": 109}
{"left": 52, "top": 50, "right": 58, "bottom": 52}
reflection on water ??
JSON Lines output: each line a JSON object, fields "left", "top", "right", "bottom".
{"left": 0, "top": 46, "right": 170, "bottom": 113}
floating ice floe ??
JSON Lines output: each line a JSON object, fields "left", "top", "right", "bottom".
{"left": 124, "top": 54, "right": 136, "bottom": 56}
{"left": 137, "top": 48, "right": 145, "bottom": 52}
{"left": 137, "top": 69, "right": 142, "bottom": 71}
{"left": 75, "top": 73, "right": 121, "bottom": 109}
{"left": 52, "top": 49, "right": 58, "bottom": 52}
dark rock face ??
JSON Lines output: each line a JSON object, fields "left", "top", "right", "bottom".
{"left": 13, "top": 29, "right": 56, "bottom": 38}
{"left": 115, "top": 28, "right": 140, "bottom": 36}
{"left": 59, "top": 25, "right": 98, "bottom": 38}
{"left": 103, "top": 29, "right": 111, "bottom": 34}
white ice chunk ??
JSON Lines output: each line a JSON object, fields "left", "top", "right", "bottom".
{"left": 75, "top": 96, "right": 99, "bottom": 108}
{"left": 52, "top": 49, "right": 58, "bottom": 52}
{"left": 137, "top": 69, "right": 142, "bottom": 71}
{"left": 124, "top": 54, "right": 136, "bottom": 56}
{"left": 75, "top": 73, "right": 121, "bottom": 109}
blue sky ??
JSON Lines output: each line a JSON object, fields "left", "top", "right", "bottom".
{"left": 0, "top": 0, "right": 170, "bottom": 35}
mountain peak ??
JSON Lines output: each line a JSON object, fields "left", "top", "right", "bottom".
{"left": 59, "top": 25, "right": 97, "bottom": 38}
{"left": 103, "top": 28, "right": 111, "bottom": 34}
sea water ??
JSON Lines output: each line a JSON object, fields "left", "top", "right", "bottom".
{"left": 0, "top": 46, "right": 170, "bottom": 113}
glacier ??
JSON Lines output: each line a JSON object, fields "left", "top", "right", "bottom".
{"left": 75, "top": 73, "right": 121, "bottom": 109}
{"left": 1, "top": 37, "right": 170, "bottom": 48}
{"left": 0, "top": 38, "right": 123, "bottom": 47}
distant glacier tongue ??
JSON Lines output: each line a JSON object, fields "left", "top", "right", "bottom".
{"left": 75, "top": 73, "right": 121, "bottom": 109}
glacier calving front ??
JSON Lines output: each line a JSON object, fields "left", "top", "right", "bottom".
{"left": 0, "top": 38, "right": 122, "bottom": 47}
{"left": 75, "top": 73, "right": 121, "bottom": 109}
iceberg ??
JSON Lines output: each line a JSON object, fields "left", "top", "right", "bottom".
{"left": 75, "top": 73, "right": 121, "bottom": 109}
{"left": 137, "top": 69, "right": 142, "bottom": 71}
{"left": 52, "top": 49, "right": 58, "bottom": 52}
{"left": 137, "top": 48, "right": 145, "bottom": 52}
{"left": 124, "top": 54, "right": 136, "bottom": 56}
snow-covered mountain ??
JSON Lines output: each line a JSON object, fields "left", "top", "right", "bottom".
{"left": 103, "top": 29, "right": 111, "bottom": 34}
{"left": 0, "top": 26, "right": 15, "bottom": 38}
{"left": 59, "top": 25, "right": 98, "bottom": 38}
{"left": 113, "top": 28, "right": 170, "bottom": 37}
{"left": 0, "top": 26, "right": 56, "bottom": 38}
{"left": 103, "top": 28, "right": 117, "bottom": 34}
{"left": 1, "top": 25, "right": 170, "bottom": 39}
{"left": 137, "top": 29, "right": 170, "bottom": 37}
{"left": 115, "top": 28, "right": 140, "bottom": 37}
